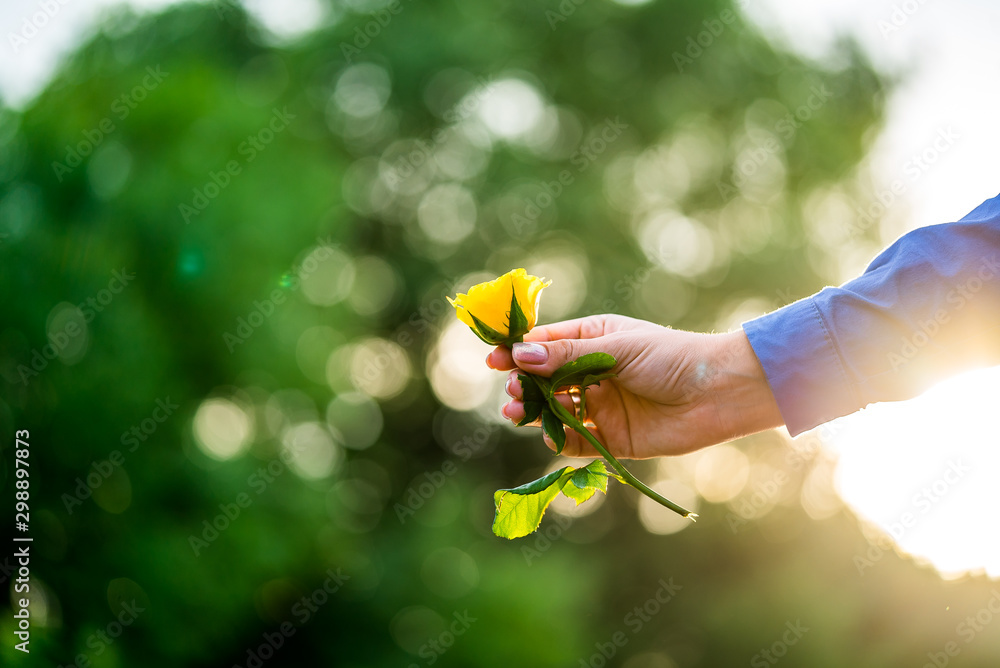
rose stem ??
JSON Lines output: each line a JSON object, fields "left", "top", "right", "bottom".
{"left": 548, "top": 398, "right": 697, "bottom": 520}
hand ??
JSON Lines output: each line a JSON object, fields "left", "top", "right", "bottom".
{"left": 488, "top": 314, "right": 784, "bottom": 459}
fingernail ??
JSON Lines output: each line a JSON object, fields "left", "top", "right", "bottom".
{"left": 485, "top": 352, "right": 495, "bottom": 369}
{"left": 504, "top": 376, "right": 513, "bottom": 396}
{"left": 512, "top": 342, "right": 547, "bottom": 363}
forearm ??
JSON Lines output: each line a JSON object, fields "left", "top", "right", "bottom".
{"left": 744, "top": 194, "right": 1000, "bottom": 435}
{"left": 705, "top": 330, "right": 785, "bottom": 442}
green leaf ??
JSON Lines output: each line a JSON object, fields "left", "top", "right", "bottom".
{"left": 507, "top": 285, "right": 529, "bottom": 337}
{"left": 517, "top": 400, "right": 544, "bottom": 427}
{"left": 515, "top": 374, "right": 547, "bottom": 426}
{"left": 468, "top": 313, "right": 507, "bottom": 345}
{"left": 517, "top": 373, "right": 546, "bottom": 403}
{"left": 541, "top": 405, "right": 566, "bottom": 454}
{"left": 492, "top": 460, "right": 612, "bottom": 539}
{"left": 493, "top": 468, "right": 571, "bottom": 540}
{"left": 579, "top": 372, "right": 617, "bottom": 389}
{"left": 561, "top": 464, "right": 603, "bottom": 504}
{"left": 549, "top": 352, "right": 617, "bottom": 393}
{"left": 569, "top": 460, "right": 611, "bottom": 496}
{"left": 519, "top": 371, "right": 552, "bottom": 398}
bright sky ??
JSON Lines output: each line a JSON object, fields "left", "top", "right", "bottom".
{"left": 746, "top": 0, "right": 1000, "bottom": 579}
{"left": 3, "top": 0, "right": 998, "bottom": 577}
{"left": 746, "top": 0, "right": 1000, "bottom": 233}
{"left": 0, "top": 0, "right": 327, "bottom": 106}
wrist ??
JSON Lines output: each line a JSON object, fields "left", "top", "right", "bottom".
{"left": 707, "top": 330, "right": 785, "bottom": 441}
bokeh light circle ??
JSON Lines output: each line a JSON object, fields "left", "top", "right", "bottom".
{"left": 281, "top": 421, "right": 342, "bottom": 480}
{"left": 326, "top": 392, "right": 383, "bottom": 450}
{"left": 428, "top": 320, "right": 495, "bottom": 411}
{"left": 193, "top": 398, "right": 254, "bottom": 461}
{"left": 638, "top": 480, "right": 699, "bottom": 536}
{"left": 299, "top": 244, "right": 355, "bottom": 306}
{"left": 348, "top": 338, "right": 411, "bottom": 399}
{"left": 694, "top": 444, "right": 750, "bottom": 503}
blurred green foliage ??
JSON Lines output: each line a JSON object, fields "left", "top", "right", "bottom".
{"left": 1, "top": 1, "right": 998, "bottom": 667}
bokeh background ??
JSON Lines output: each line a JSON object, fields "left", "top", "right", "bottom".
{"left": 2, "top": 0, "right": 999, "bottom": 666}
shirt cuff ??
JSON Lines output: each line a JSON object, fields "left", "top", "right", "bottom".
{"left": 742, "top": 296, "right": 863, "bottom": 436}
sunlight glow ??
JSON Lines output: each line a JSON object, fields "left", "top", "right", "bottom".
{"left": 827, "top": 367, "right": 1000, "bottom": 579}
{"left": 428, "top": 320, "right": 497, "bottom": 411}
{"left": 638, "top": 480, "right": 699, "bottom": 536}
{"left": 694, "top": 444, "right": 750, "bottom": 503}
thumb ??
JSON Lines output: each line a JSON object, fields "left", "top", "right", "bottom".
{"left": 511, "top": 335, "right": 631, "bottom": 377}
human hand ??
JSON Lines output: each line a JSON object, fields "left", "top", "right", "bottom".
{"left": 488, "top": 314, "right": 783, "bottom": 459}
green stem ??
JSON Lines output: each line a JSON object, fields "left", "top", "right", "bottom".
{"left": 548, "top": 396, "right": 697, "bottom": 520}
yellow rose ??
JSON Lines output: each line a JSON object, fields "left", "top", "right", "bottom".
{"left": 447, "top": 268, "right": 551, "bottom": 345}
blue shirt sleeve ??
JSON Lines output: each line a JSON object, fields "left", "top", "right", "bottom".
{"left": 743, "top": 193, "right": 1000, "bottom": 436}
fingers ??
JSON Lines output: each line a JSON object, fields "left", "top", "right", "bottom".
{"left": 542, "top": 423, "right": 603, "bottom": 458}
{"left": 525, "top": 314, "right": 656, "bottom": 343}
{"left": 501, "top": 379, "right": 575, "bottom": 418}
{"left": 506, "top": 399, "right": 602, "bottom": 458}
{"left": 486, "top": 346, "right": 515, "bottom": 370}
{"left": 500, "top": 398, "right": 527, "bottom": 423}
{"left": 511, "top": 336, "right": 622, "bottom": 377}
{"left": 486, "top": 315, "right": 652, "bottom": 371}
{"left": 500, "top": 370, "right": 606, "bottom": 458}
{"left": 504, "top": 371, "right": 523, "bottom": 398}
{"left": 523, "top": 316, "right": 602, "bottom": 343}
{"left": 486, "top": 317, "right": 603, "bottom": 371}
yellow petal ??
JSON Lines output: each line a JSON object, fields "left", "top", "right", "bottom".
{"left": 448, "top": 268, "right": 551, "bottom": 339}
{"left": 511, "top": 268, "right": 552, "bottom": 329}
{"left": 446, "top": 295, "right": 477, "bottom": 330}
